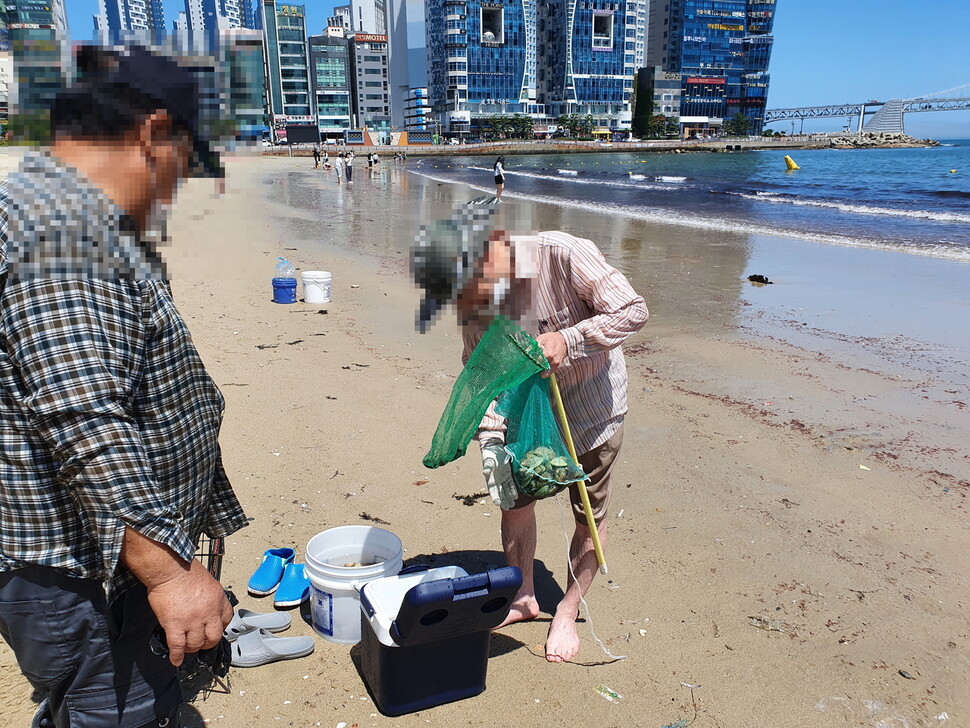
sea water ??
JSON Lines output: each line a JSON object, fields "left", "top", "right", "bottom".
{"left": 411, "top": 140, "right": 970, "bottom": 262}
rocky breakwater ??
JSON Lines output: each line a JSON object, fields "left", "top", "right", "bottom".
{"left": 827, "top": 131, "right": 941, "bottom": 149}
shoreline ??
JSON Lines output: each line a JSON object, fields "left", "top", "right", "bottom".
{"left": 262, "top": 131, "right": 944, "bottom": 159}
{"left": 1, "top": 154, "right": 967, "bottom": 727}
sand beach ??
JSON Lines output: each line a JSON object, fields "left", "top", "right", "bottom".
{"left": 1, "top": 151, "right": 967, "bottom": 728}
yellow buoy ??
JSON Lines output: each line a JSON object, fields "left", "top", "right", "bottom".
{"left": 784, "top": 155, "right": 800, "bottom": 171}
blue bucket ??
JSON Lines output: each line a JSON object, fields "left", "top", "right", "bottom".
{"left": 272, "top": 277, "right": 298, "bottom": 304}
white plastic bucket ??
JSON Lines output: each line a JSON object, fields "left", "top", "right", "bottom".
{"left": 302, "top": 271, "right": 332, "bottom": 305}
{"left": 305, "top": 525, "right": 403, "bottom": 644}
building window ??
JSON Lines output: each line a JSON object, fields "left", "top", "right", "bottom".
{"left": 481, "top": 6, "right": 504, "bottom": 44}
{"left": 592, "top": 13, "right": 613, "bottom": 49}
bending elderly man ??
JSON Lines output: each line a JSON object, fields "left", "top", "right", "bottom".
{"left": 414, "top": 203, "right": 647, "bottom": 662}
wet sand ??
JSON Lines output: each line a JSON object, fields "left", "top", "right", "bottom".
{"left": 1, "top": 152, "right": 967, "bottom": 727}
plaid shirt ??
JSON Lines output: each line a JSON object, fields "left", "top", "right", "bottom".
{"left": 0, "top": 152, "right": 247, "bottom": 596}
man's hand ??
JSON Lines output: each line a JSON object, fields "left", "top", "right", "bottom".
{"left": 481, "top": 442, "right": 517, "bottom": 510}
{"left": 145, "top": 558, "right": 233, "bottom": 667}
{"left": 121, "top": 527, "right": 233, "bottom": 667}
{"left": 536, "top": 331, "right": 568, "bottom": 373}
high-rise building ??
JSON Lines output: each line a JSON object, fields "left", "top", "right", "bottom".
{"left": 221, "top": 26, "right": 267, "bottom": 139}
{"left": 538, "top": 0, "right": 639, "bottom": 131}
{"left": 0, "top": 1, "right": 9, "bottom": 51}
{"left": 308, "top": 31, "right": 352, "bottom": 139}
{"left": 1, "top": 1, "right": 10, "bottom": 124}
{"left": 260, "top": 0, "right": 312, "bottom": 136}
{"left": 647, "top": 0, "right": 776, "bottom": 135}
{"left": 386, "top": 0, "right": 428, "bottom": 130}
{"left": 331, "top": 0, "right": 386, "bottom": 35}
{"left": 0, "top": 50, "right": 11, "bottom": 126}
{"left": 426, "top": 0, "right": 539, "bottom": 135}
{"left": 98, "top": 0, "right": 166, "bottom": 45}
{"left": 402, "top": 87, "right": 431, "bottom": 131}
{"left": 185, "top": 0, "right": 259, "bottom": 53}
{"left": 348, "top": 32, "right": 390, "bottom": 140}
{"left": 172, "top": 11, "right": 191, "bottom": 49}
{"left": 6, "top": 0, "right": 69, "bottom": 125}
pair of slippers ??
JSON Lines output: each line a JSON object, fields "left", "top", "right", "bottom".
{"left": 247, "top": 547, "right": 310, "bottom": 608}
{"left": 224, "top": 609, "right": 314, "bottom": 667}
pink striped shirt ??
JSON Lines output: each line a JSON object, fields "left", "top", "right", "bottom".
{"left": 461, "top": 230, "right": 649, "bottom": 454}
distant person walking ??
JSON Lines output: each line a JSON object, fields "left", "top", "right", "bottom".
{"left": 494, "top": 156, "right": 506, "bottom": 199}
{"left": 312, "top": 144, "right": 321, "bottom": 169}
{"left": 345, "top": 151, "right": 354, "bottom": 184}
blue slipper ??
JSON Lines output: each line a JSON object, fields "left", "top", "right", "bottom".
{"left": 274, "top": 563, "right": 311, "bottom": 608}
{"left": 248, "top": 547, "right": 296, "bottom": 596}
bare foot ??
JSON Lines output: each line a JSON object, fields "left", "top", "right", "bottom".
{"left": 545, "top": 611, "right": 580, "bottom": 662}
{"left": 496, "top": 595, "right": 540, "bottom": 628}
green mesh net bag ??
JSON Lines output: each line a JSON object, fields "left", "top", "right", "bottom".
{"left": 423, "top": 317, "right": 586, "bottom": 500}
{"left": 423, "top": 316, "right": 547, "bottom": 468}
{"left": 496, "top": 374, "right": 587, "bottom": 499}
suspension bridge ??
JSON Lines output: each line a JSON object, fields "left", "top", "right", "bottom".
{"left": 765, "top": 84, "right": 970, "bottom": 133}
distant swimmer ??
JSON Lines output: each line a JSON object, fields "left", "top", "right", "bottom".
{"left": 747, "top": 274, "right": 773, "bottom": 285}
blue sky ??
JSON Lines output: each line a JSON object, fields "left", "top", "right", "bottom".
{"left": 66, "top": 0, "right": 970, "bottom": 137}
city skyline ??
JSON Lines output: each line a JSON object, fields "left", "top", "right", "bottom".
{"left": 63, "top": 0, "right": 970, "bottom": 137}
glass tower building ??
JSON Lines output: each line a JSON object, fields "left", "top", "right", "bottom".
{"left": 308, "top": 33, "right": 353, "bottom": 139}
{"left": 98, "top": 0, "right": 167, "bottom": 45}
{"left": 426, "top": 0, "right": 539, "bottom": 134}
{"left": 6, "top": 0, "right": 69, "bottom": 125}
{"left": 648, "top": 0, "right": 775, "bottom": 134}
{"left": 539, "top": 0, "right": 639, "bottom": 130}
{"left": 261, "top": 0, "right": 311, "bottom": 127}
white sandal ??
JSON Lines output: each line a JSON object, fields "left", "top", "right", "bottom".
{"left": 230, "top": 628, "right": 315, "bottom": 668}
{"left": 223, "top": 608, "right": 292, "bottom": 642}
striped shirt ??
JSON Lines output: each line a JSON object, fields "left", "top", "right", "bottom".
{"left": 462, "top": 230, "right": 648, "bottom": 454}
{"left": 0, "top": 152, "right": 248, "bottom": 596}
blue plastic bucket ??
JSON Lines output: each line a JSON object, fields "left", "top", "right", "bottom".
{"left": 272, "top": 276, "right": 297, "bottom": 304}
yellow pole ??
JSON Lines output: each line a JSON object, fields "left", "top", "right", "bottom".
{"left": 549, "top": 373, "right": 608, "bottom": 575}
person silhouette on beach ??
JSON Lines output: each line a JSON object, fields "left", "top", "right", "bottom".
{"left": 413, "top": 202, "right": 648, "bottom": 662}
{"left": 493, "top": 156, "right": 506, "bottom": 199}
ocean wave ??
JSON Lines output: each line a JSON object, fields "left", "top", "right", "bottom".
{"left": 927, "top": 189, "right": 970, "bottom": 200}
{"left": 455, "top": 164, "right": 682, "bottom": 191}
{"left": 732, "top": 191, "right": 970, "bottom": 224}
{"left": 408, "top": 168, "right": 970, "bottom": 264}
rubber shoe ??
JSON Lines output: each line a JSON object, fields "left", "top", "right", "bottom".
{"left": 274, "top": 563, "right": 311, "bottom": 608}
{"left": 248, "top": 547, "right": 295, "bottom": 596}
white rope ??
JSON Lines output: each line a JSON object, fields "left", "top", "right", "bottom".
{"left": 556, "top": 493, "right": 627, "bottom": 661}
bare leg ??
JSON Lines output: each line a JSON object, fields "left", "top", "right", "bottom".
{"left": 497, "top": 502, "right": 540, "bottom": 627}
{"left": 546, "top": 518, "right": 608, "bottom": 662}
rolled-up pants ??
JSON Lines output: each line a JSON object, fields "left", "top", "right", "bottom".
{"left": 0, "top": 566, "right": 182, "bottom": 727}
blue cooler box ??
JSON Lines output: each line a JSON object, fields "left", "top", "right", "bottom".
{"left": 358, "top": 565, "right": 522, "bottom": 716}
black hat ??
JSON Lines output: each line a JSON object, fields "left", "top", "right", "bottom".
{"left": 76, "top": 45, "right": 223, "bottom": 179}
{"left": 411, "top": 196, "right": 500, "bottom": 333}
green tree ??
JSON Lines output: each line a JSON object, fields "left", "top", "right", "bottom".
{"left": 723, "top": 112, "right": 751, "bottom": 137}
{"left": 509, "top": 113, "right": 534, "bottom": 139}
{"left": 557, "top": 113, "right": 579, "bottom": 137}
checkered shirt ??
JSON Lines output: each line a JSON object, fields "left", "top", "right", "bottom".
{"left": 0, "top": 152, "right": 248, "bottom": 596}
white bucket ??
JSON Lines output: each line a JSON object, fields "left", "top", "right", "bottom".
{"left": 302, "top": 271, "right": 332, "bottom": 305}
{"left": 305, "top": 525, "right": 403, "bottom": 644}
